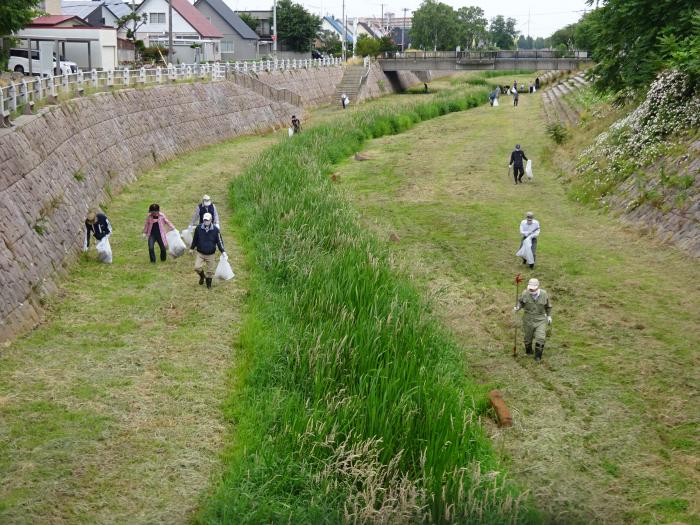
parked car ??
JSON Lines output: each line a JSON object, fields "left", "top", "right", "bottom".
{"left": 8, "top": 48, "right": 78, "bottom": 76}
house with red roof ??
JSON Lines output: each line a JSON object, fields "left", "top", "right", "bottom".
{"left": 135, "top": 0, "right": 223, "bottom": 62}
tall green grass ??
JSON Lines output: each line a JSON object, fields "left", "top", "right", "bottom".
{"left": 198, "top": 87, "right": 533, "bottom": 523}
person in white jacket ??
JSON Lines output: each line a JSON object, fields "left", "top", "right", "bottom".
{"left": 519, "top": 211, "right": 540, "bottom": 269}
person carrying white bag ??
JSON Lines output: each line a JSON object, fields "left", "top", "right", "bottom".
{"left": 215, "top": 252, "right": 235, "bottom": 281}
{"left": 525, "top": 159, "right": 534, "bottom": 181}
{"left": 189, "top": 212, "right": 226, "bottom": 289}
{"left": 516, "top": 211, "right": 540, "bottom": 269}
{"left": 84, "top": 210, "right": 113, "bottom": 263}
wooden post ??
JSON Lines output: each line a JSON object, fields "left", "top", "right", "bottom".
{"left": 489, "top": 390, "right": 513, "bottom": 427}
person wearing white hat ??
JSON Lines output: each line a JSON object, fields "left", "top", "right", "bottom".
{"left": 519, "top": 211, "right": 540, "bottom": 269}
{"left": 514, "top": 278, "right": 552, "bottom": 361}
{"left": 190, "top": 195, "right": 219, "bottom": 229}
{"left": 190, "top": 212, "right": 226, "bottom": 289}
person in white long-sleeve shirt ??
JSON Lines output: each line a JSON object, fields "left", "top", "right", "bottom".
{"left": 519, "top": 211, "right": 540, "bottom": 268}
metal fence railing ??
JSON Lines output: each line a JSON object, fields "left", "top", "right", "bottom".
{"left": 381, "top": 50, "right": 589, "bottom": 60}
{"left": 1, "top": 57, "right": 342, "bottom": 126}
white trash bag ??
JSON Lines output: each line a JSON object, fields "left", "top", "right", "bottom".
{"left": 288, "top": 127, "right": 294, "bottom": 137}
{"left": 493, "top": 97, "right": 499, "bottom": 107}
{"left": 166, "top": 229, "right": 186, "bottom": 258}
{"left": 96, "top": 236, "right": 112, "bottom": 264}
{"left": 215, "top": 253, "right": 235, "bottom": 281}
{"left": 525, "top": 159, "right": 533, "bottom": 181}
{"left": 516, "top": 236, "right": 535, "bottom": 265}
{"left": 181, "top": 226, "right": 194, "bottom": 247}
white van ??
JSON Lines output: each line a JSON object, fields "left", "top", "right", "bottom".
{"left": 8, "top": 48, "right": 78, "bottom": 76}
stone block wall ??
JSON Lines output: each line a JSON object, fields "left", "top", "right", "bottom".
{"left": 256, "top": 67, "right": 345, "bottom": 106}
{"left": 358, "top": 64, "right": 422, "bottom": 101}
{"left": 0, "top": 80, "right": 298, "bottom": 342}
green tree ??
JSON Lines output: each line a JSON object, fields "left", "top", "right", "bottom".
{"left": 456, "top": 6, "right": 487, "bottom": 49}
{"left": 549, "top": 23, "right": 577, "bottom": 50}
{"left": 658, "top": 9, "right": 700, "bottom": 82}
{"left": 377, "top": 35, "right": 396, "bottom": 54}
{"left": 355, "top": 34, "right": 380, "bottom": 57}
{"left": 0, "top": 0, "right": 41, "bottom": 36}
{"left": 488, "top": 15, "right": 518, "bottom": 49}
{"left": 317, "top": 30, "right": 341, "bottom": 56}
{"left": 276, "top": 0, "right": 321, "bottom": 52}
{"left": 116, "top": 12, "right": 147, "bottom": 43}
{"left": 238, "top": 13, "right": 259, "bottom": 32}
{"left": 411, "top": 0, "right": 459, "bottom": 51}
{"left": 518, "top": 35, "right": 534, "bottom": 49}
{"left": 583, "top": 0, "right": 697, "bottom": 92}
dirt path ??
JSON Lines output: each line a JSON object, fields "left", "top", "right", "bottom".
{"left": 0, "top": 134, "right": 278, "bottom": 523}
{"left": 335, "top": 78, "right": 700, "bottom": 524}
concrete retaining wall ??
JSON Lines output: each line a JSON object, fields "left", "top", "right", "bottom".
{"left": 0, "top": 80, "right": 298, "bottom": 342}
{"left": 256, "top": 67, "right": 345, "bottom": 106}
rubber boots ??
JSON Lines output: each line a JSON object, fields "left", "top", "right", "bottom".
{"left": 197, "top": 270, "right": 205, "bottom": 285}
{"left": 525, "top": 343, "right": 533, "bottom": 355}
{"left": 535, "top": 342, "right": 544, "bottom": 361}
{"left": 205, "top": 277, "right": 212, "bottom": 289}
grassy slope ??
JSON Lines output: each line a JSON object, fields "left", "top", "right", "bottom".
{"left": 335, "top": 74, "right": 700, "bottom": 524}
{"left": 0, "top": 134, "right": 277, "bottom": 523}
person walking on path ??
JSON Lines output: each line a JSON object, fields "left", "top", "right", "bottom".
{"left": 513, "top": 89, "right": 519, "bottom": 106}
{"left": 509, "top": 144, "right": 529, "bottom": 184}
{"left": 514, "top": 278, "right": 552, "bottom": 361}
{"left": 535, "top": 77, "right": 540, "bottom": 90}
{"left": 190, "top": 195, "right": 219, "bottom": 229}
{"left": 519, "top": 211, "right": 540, "bottom": 268}
{"left": 143, "top": 203, "right": 176, "bottom": 263}
{"left": 84, "top": 210, "right": 111, "bottom": 252}
{"left": 190, "top": 212, "right": 226, "bottom": 289}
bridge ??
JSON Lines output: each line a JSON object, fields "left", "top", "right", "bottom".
{"left": 378, "top": 50, "right": 592, "bottom": 72}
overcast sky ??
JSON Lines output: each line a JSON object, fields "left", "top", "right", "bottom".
{"left": 219, "top": 0, "right": 591, "bottom": 38}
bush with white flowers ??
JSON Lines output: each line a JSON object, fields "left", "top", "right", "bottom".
{"left": 573, "top": 70, "right": 700, "bottom": 205}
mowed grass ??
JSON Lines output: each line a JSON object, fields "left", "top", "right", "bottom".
{"left": 334, "top": 74, "right": 700, "bottom": 524}
{"left": 0, "top": 133, "right": 278, "bottom": 523}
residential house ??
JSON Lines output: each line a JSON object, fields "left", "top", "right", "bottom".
{"left": 194, "top": 0, "right": 259, "bottom": 61}
{"left": 61, "top": 1, "right": 133, "bottom": 28}
{"left": 354, "top": 21, "right": 382, "bottom": 39}
{"left": 135, "top": 0, "right": 223, "bottom": 62}
{"left": 321, "top": 16, "right": 352, "bottom": 44}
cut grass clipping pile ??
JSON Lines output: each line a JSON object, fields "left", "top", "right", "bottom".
{"left": 199, "top": 87, "right": 534, "bottom": 523}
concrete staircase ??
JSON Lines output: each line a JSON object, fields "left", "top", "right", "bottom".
{"left": 335, "top": 65, "right": 367, "bottom": 104}
{"left": 542, "top": 73, "right": 589, "bottom": 126}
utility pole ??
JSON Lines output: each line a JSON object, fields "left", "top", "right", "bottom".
{"left": 168, "top": 0, "right": 173, "bottom": 63}
{"left": 402, "top": 8, "right": 408, "bottom": 52}
{"left": 379, "top": 3, "right": 385, "bottom": 33}
{"left": 342, "top": 0, "right": 346, "bottom": 61}
{"left": 273, "top": 0, "right": 277, "bottom": 56}
{"left": 527, "top": 9, "right": 530, "bottom": 39}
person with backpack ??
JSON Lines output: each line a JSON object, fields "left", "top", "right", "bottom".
{"left": 190, "top": 212, "right": 226, "bottom": 289}
{"left": 509, "top": 144, "right": 529, "bottom": 184}
{"left": 190, "top": 195, "right": 219, "bottom": 229}
{"left": 83, "top": 210, "right": 112, "bottom": 252}
{"left": 143, "top": 203, "right": 176, "bottom": 263}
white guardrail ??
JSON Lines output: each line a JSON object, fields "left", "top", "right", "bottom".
{"left": 0, "top": 56, "right": 342, "bottom": 126}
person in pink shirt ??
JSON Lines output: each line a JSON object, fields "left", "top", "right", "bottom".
{"left": 142, "top": 203, "right": 175, "bottom": 263}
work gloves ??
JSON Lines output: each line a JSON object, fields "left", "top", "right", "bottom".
{"left": 547, "top": 316, "right": 553, "bottom": 325}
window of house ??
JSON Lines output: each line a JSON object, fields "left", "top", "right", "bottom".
{"left": 221, "top": 41, "right": 234, "bottom": 53}
{"left": 149, "top": 12, "right": 166, "bottom": 24}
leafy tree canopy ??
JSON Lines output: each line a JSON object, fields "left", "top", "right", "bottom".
{"left": 411, "top": 0, "right": 459, "bottom": 51}
{"left": 116, "top": 12, "right": 147, "bottom": 42}
{"left": 581, "top": 0, "right": 698, "bottom": 92}
{"left": 488, "top": 15, "right": 518, "bottom": 50}
{"left": 238, "top": 13, "right": 259, "bottom": 32}
{"left": 277, "top": 0, "right": 321, "bottom": 52}
{"left": 0, "top": 0, "right": 41, "bottom": 36}
{"left": 355, "top": 34, "right": 380, "bottom": 57}
{"left": 456, "top": 6, "right": 487, "bottom": 49}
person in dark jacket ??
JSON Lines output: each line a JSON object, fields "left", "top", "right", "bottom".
{"left": 535, "top": 77, "right": 540, "bottom": 90}
{"left": 291, "top": 115, "right": 301, "bottom": 134}
{"left": 84, "top": 210, "right": 112, "bottom": 252}
{"left": 190, "top": 195, "right": 219, "bottom": 229}
{"left": 509, "top": 144, "right": 529, "bottom": 184}
{"left": 190, "top": 212, "right": 226, "bottom": 289}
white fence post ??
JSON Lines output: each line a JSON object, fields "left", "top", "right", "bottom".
{"left": 139, "top": 66, "right": 146, "bottom": 84}
{"left": 48, "top": 76, "right": 57, "bottom": 101}
{"left": 156, "top": 66, "right": 163, "bottom": 83}
{"left": 91, "top": 69, "right": 98, "bottom": 89}
{"left": 107, "top": 69, "right": 114, "bottom": 87}
{"left": 7, "top": 83, "right": 17, "bottom": 113}
{"left": 77, "top": 69, "right": 84, "bottom": 95}
{"left": 123, "top": 67, "right": 130, "bottom": 87}
{"left": 35, "top": 77, "right": 43, "bottom": 101}
{"left": 62, "top": 71, "right": 69, "bottom": 93}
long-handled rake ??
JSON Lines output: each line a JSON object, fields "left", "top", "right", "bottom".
{"left": 513, "top": 273, "right": 523, "bottom": 356}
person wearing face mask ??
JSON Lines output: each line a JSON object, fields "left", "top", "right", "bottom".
{"left": 190, "top": 212, "right": 226, "bottom": 289}
{"left": 519, "top": 211, "right": 540, "bottom": 269}
{"left": 514, "top": 278, "right": 552, "bottom": 361}
{"left": 143, "top": 203, "right": 176, "bottom": 263}
{"left": 190, "top": 195, "right": 219, "bottom": 229}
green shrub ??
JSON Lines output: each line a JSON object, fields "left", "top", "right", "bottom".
{"left": 546, "top": 121, "right": 570, "bottom": 144}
